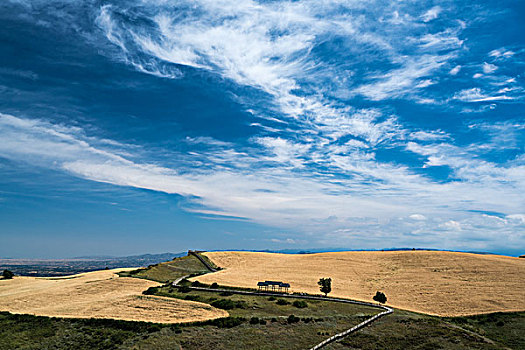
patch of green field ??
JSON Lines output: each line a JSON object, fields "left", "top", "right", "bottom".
{"left": 154, "top": 285, "right": 379, "bottom": 319}
{"left": 118, "top": 255, "right": 209, "bottom": 283}
{"left": 446, "top": 312, "right": 525, "bottom": 349}
{"left": 0, "top": 311, "right": 360, "bottom": 350}
{"left": 327, "top": 309, "right": 524, "bottom": 350}
{"left": 1, "top": 309, "right": 523, "bottom": 349}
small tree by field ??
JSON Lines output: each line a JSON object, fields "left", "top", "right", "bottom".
{"left": 2, "top": 270, "right": 14, "bottom": 279}
{"left": 373, "top": 291, "right": 387, "bottom": 304}
{"left": 317, "top": 277, "right": 332, "bottom": 297}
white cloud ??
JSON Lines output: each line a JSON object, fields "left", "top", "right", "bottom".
{"left": 353, "top": 55, "right": 452, "bottom": 101}
{"left": 421, "top": 6, "right": 442, "bottom": 22}
{"left": 482, "top": 62, "right": 498, "bottom": 74}
{"left": 449, "top": 65, "right": 461, "bottom": 75}
{"left": 409, "top": 214, "right": 427, "bottom": 221}
{"left": 440, "top": 220, "right": 461, "bottom": 231}
{"left": 489, "top": 49, "right": 515, "bottom": 59}
{"left": 453, "top": 88, "right": 514, "bottom": 102}
{"left": 506, "top": 214, "right": 525, "bottom": 225}
{"left": 409, "top": 130, "right": 449, "bottom": 141}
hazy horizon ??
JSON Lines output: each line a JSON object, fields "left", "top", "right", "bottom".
{"left": 1, "top": 0, "right": 524, "bottom": 258}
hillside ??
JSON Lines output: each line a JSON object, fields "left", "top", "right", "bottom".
{"left": 195, "top": 250, "right": 525, "bottom": 316}
{"left": 0, "top": 268, "right": 226, "bottom": 323}
{"left": 118, "top": 254, "right": 214, "bottom": 282}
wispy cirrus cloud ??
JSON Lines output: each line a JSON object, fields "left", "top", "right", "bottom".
{"left": 1, "top": 111, "right": 523, "bottom": 251}
{"left": 1, "top": 0, "right": 524, "bottom": 252}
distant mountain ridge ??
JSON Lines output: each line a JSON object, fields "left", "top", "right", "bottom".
{"left": 0, "top": 252, "right": 186, "bottom": 277}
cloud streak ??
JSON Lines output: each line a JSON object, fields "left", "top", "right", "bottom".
{"left": 1, "top": 112, "right": 523, "bottom": 250}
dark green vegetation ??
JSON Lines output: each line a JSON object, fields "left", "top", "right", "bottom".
{"left": 0, "top": 310, "right": 371, "bottom": 350}
{"left": 118, "top": 254, "right": 210, "bottom": 283}
{"left": 373, "top": 291, "right": 387, "bottom": 304}
{"left": 326, "top": 310, "right": 525, "bottom": 350}
{"left": 2, "top": 269, "right": 14, "bottom": 279}
{"left": 1, "top": 310, "right": 523, "bottom": 349}
{"left": 446, "top": 312, "right": 525, "bottom": 349}
{"left": 153, "top": 284, "right": 377, "bottom": 319}
{"left": 318, "top": 277, "right": 332, "bottom": 297}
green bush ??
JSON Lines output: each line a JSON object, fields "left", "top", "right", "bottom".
{"left": 211, "top": 282, "right": 219, "bottom": 289}
{"left": 268, "top": 296, "right": 276, "bottom": 301}
{"left": 373, "top": 291, "right": 387, "bottom": 304}
{"left": 276, "top": 298, "right": 290, "bottom": 305}
{"left": 184, "top": 295, "right": 201, "bottom": 302}
{"left": 287, "top": 314, "right": 300, "bottom": 324}
{"left": 219, "top": 291, "right": 233, "bottom": 296}
{"left": 191, "top": 280, "right": 204, "bottom": 287}
{"left": 292, "top": 300, "right": 308, "bottom": 308}
{"left": 250, "top": 317, "right": 260, "bottom": 324}
{"left": 2, "top": 270, "right": 14, "bottom": 279}
{"left": 210, "top": 317, "right": 245, "bottom": 328}
{"left": 142, "top": 286, "right": 158, "bottom": 295}
{"left": 178, "top": 286, "right": 191, "bottom": 293}
{"left": 210, "top": 299, "right": 247, "bottom": 310}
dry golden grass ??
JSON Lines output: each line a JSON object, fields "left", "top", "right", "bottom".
{"left": 195, "top": 251, "right": 525, "bottom": 317}
{"left": 0, "top": 268, "right": 227, "bottom": 323}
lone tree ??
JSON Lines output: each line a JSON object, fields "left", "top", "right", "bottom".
{"left": 318, "top": 277, "right": 332, "bottom": 297}
{"left": 2, "top": 270, "right": 14, "bottom": 279}
{"left": 373, "top": 291, "right": 387, "bottom": 304}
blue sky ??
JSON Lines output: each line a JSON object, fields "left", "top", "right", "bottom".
{"left": 0, "top": 0, "right": 524, "bottom": 258}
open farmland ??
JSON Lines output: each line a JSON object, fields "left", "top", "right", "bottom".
{"left": 0, "top": 268, "right": 227, "bottom": 323}
{"left": 195, "top": 251, "right": 525, "bottom": 317}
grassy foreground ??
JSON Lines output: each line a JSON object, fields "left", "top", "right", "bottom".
{"left": 1, "top": 309, "right": 523, "bottom": 349}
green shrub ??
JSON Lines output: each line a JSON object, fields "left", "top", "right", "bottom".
{"left": 250, "top": 317, "right": 260, "bottom": 325}
{"left": 287, "top": 314, "right": 300, "bottom": 324}
{"left": 2, "top": 270, "right": 14, "bottom": 279}
{"left": 210, "top": 299, "right": 247, "bottom": 310}
{"left": 210, "top": 317, "right": 245, "bottom": 328}
{"left": 276, "top": 298, "right": 290, "bottom": 305}
{"left": 259, "top": 319, "right": 267, "bottom": 325}
{"left": 219, "top": 291, "right": 233, "bottom": 296}
{"left": 210, "top": 282, "right": 219, "bottom": 289}
{"left": 142, "top": 286, "right": 158, "bottom": 295}
{"left": 191, "top": 280, "right": 204, "bottom": 287}
{"left": 373, "top": 291, "right": 387, "bottom": 304}
{"left": 184, "top": 295, "right": 201, "bottom": 301}
{"left": 178, "top": 286, "right": 191, "bottom": 293}
{"left": 268, "top": 296, "right": 276, "bottom": 301}
{"left": 293, "top": 300, "right": 308, "bottom": 308}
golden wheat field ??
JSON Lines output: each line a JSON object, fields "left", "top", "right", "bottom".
{"left": 195, "top": 251, "right": 525, "bottom": 317}
{"left": 0, "top": 268, "right": 227, "bottom": 323}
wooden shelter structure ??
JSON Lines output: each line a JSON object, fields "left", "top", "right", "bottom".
{"left": 257, "top": 280, "right": 290, "bottom": 292}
